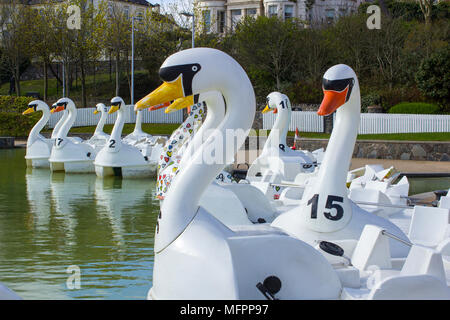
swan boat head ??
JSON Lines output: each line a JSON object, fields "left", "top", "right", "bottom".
{"left": 52, "top": 97, "right": 76, "bottom": 114}
{"left": 318, "top": 64, "right": 358, "bottom": 117}
{"left": 90, "top": 103, "right": 110, "bottom": 142}
{"left": 23, "top": 100, "right": 50, "bottom": 115}
{"left": 272, "top": 64, "right": 360, "bottom": 233}
{"left": 94, "top": 103, "right": 108, "bottom": 115}
{"left": 271, "top": 65, "right": 409, "bottom": 259}
{"left": 135, "top": 48, "right": 255, "bottom": 252}
{"left": 262, "top": 92, "right": 287, "bottom": 114}
{"left": 108, "top": 96, "right": 125, "bottom": 115}
{"left": 261, "top": 91, "right": 292, "bottom": 155}
{"left": 23, "top": 100, "right": 52, "bottom": 150}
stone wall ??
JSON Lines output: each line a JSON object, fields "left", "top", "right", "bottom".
{"left": 292, "top": 138, "right": 450, "bottom": 162}
{"left": 242, "top": 136, "right": 450, "bottom": 161}
{"left": 0, "top": 137, "right": 14, "bottom": 149}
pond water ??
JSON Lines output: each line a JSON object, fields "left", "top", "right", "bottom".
{"left": 0, "top": 148, "right": 158, "bottom": 299}
{"left": 0, "top": 148, "right": 448, "bottom": 299}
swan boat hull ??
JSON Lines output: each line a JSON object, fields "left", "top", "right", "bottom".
{"left": 95, "top": 163, "right": 158, "bottom": 178}
{"left": 94, "top": 143, "right": 159, "bottom": 178}
{"left": 49, "top": 140, "right": 96, "bottom": 173}
{"left": 25, "top": 138, "right": 53, "bottom": 169}
{"left": 25, "top": 157, "right": 50, "bottom": 169}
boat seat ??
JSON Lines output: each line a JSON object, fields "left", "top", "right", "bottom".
{"left": 342, "top": 245, "right": 450, "bottom": 300}
{"left": 351, "top": 224, "right": 392, "bottom": 271}
{"left": 439, "top": 196, "right": 450, "bottom": 209}
{"left": 408, "top": 206, "right": 449, "bottom": 248}
{"left": 401, "top": 245, "right": 447, "bottom": 282}
{"left": 349, "top": 188, "right": 394, "bottom": 217}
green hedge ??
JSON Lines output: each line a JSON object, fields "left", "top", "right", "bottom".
{"left": 0, "top": 95, "right": 40, "bottom": 137}
{"left": 388, "top": 102, "right": 441, "bottom": 114}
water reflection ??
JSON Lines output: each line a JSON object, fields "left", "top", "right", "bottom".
{"left": 25, "top": 168, "right": 51, "bottom": 230}
{"left": 94, "top": 178, "right": 154, "bottom": 247}
{"left": 0, "top": 149, "right": 159, "bottom": 299}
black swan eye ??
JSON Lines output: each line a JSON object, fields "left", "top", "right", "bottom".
{"left": 159, "top": 63, "right": 202, "bottom": 96}
{"left": 322, "top": 78, "right": 354, "bottom": 102}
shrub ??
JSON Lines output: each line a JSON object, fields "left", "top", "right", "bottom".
{"left": 0, "top": 95, "right": 40, "bottom": 137}
{"left": 287, "top": 81, "right": 323, "bottom": 105}
{"left": 388, "top": 102, "right": 441, "bottom": 114}
{"left": 377, "top": 86, "right": 425, "bottom": 110}
{"left": 361, "top": 93, "right": 382, "bottom": 113}
{"left": 415, "top": 47, "right": 450, "bottom": 107}
{"left": 0, "top": 95, "right": 35, "bottom": 112}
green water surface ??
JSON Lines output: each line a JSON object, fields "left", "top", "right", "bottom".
{"left": 0, "top": 148, "right": 159, "bottom": 299}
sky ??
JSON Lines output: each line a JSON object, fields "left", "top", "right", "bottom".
{"left": 150, "top": 0, "right": 194, "bottom": 27}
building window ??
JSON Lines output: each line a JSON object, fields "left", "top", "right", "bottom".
{"left": 268, "top": 5, "right": 277, "bottom": 18}
{"left": 246, "top": 8, "right": 257, "bottom": 18}
{"left": 124, "top": 6, "right": 129, "bottom": 20}
{"left": 325, "top": 9, "right": 335, "bottom": 23}
{"left": 203, "top": 10, "right": 211, "bottom": 33}
{"left": 217, "top": 10, "right": 226, "bottom": 33}
{"left": 231, "top": 9, "right": 242, "bottom": 30}
{"left": 284, "top": 5, "right": 294, "bottom": 20}
{"left": 136, "top": 9, "right": 144, "bottom": 21}
{"left": 339, "top": 8, "right": 347, "bottom": 17}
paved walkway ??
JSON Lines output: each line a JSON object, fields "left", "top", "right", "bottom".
{"left": 349, "top": 158, "right": 449, "bottom": 173}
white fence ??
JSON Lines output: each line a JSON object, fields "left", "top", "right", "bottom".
{"left": 262, "top": 111, "right": 324, "bottom": 132}
{"left": 263, "top": 112, "right": 450, "bottom": 134}
{"left": 46, "top": 105, "right": 184, "bottom": 129}
{"left": 47, "top": 107, "right": 450, "bottom": 134}
{"left": 356, "top": 113, "right": 450, "bottom": 134}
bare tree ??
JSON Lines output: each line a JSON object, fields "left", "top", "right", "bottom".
{"left": 103, "top": 2, "right": 131, "bottom": 96}
{"left": 0, "top": 0, "right": 31, "bottom": 96}
{"left": 417, "top": 0, "right": 434, "bottom": 24}
{"left": 161, "top": 0, "right": 193, "bottom": 29}
{"left": 28, "top": 0, "right": 58, "bottom": 101}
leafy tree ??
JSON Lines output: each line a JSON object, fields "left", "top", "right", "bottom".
{"left": 103, "top": 2, "right": 131, "bottom": 96}
{"left": 0, "top": 0, "right": 33, "bottom": 96}
{"left": 417, "top": 0, "right": 434, "bottom": 25}
{"left": 415, "top": 46, "right": 450, "bottom": 108}
{"left": 65, "top": 0, "right": 107, "bottom": 107}
{"left": 329, "top": 14, "right": 376, "bottom": 78}
{"left": 370, "top": 16, "right": 411, "bottom": 88}
{"left": 134, "top": 10, "right": 182, "bottom": 96}
{"left": 28, "top": 1, "right": 59, "bottom": 101}
{"left": 233, "top": 16, "right": 299, "bottom": 97}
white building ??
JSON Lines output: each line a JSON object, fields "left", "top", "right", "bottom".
{"left": 27, "top": 0, "right": 160, "bottom": 19}
{"left": 196, "top": 0, "right": 367, "bottom": 33}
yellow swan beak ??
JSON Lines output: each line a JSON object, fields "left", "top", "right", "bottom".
{"left": 22, "top": 107, "right": 34, "bottom": 115}
{"left": 135, "top": 76, "right": 184, "bottom": 112}
{"left": 261, "top": 105, "right": 271, "bottom": 114}
{"left": 93, "top": 110, "right": 99, "bottom": 114}
{"left": 108, "top": 105, "right": 120, "bottom": 114}
{"left": 165, "top": 96, "right": 194, "bottom": 114}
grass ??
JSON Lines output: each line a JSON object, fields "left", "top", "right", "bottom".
{"left": 52, "top": 125, "right": 450, "bottom": 141}
{"left": 0, "top": 71, "right": 149, "bottom": 104}
{"left": 254, "top": 130, "right": 450, "bottom": 141}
